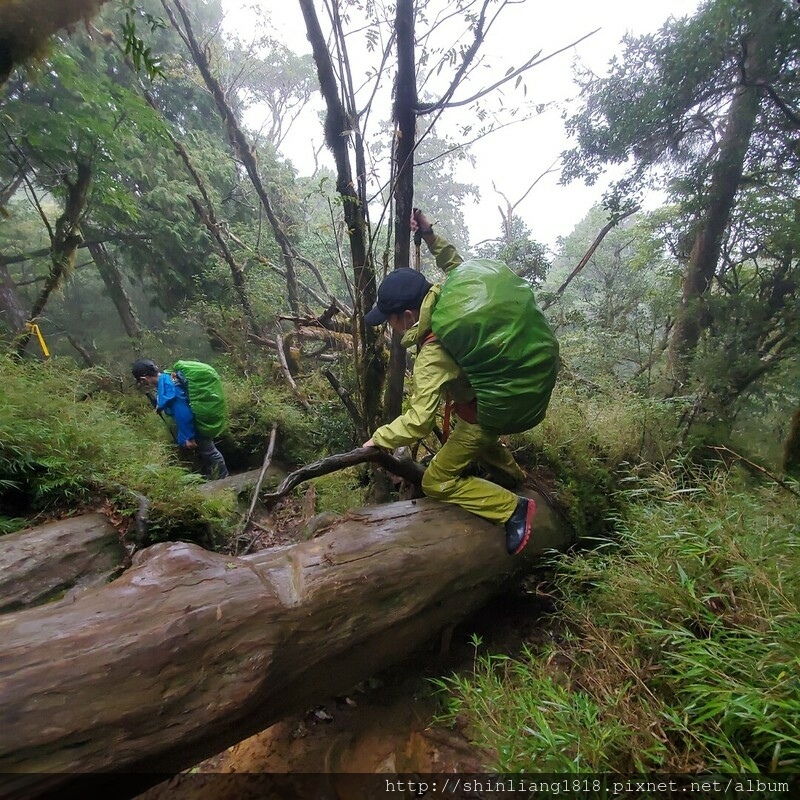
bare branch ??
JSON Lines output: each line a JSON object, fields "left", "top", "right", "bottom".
{"left": 542, "top": 206, "right": 640, "bottom": 310}
{"left": 261, "top": 447, "right": 425, "bottom": 504}
{"left": 423, "top": 29, "right": 599, "bottom": 112}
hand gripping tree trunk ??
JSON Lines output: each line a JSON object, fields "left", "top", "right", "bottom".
{"left": 384, "top": 0, "right": 418, "bottom": 419}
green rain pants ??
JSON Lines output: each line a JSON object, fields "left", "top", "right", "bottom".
{"left": 421, "top": 415, "right": 523, "bottom": 524}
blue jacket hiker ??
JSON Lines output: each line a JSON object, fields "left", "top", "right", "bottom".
{"left": 132, "top": 359, "right": 229, "bottom": 480}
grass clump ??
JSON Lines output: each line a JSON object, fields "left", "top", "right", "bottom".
{"left": 433, "top": 463, "right": 800, "bottom": 773}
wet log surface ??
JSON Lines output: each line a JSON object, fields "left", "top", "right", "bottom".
{"left": 0, "top": 513, "right": 126, "bottom": 613}
{"left": 0, "top": 494, "right": 574, "bottom": 797}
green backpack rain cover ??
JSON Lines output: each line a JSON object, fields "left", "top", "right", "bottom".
{"left": 431, "top": 259, "right": 559, "bottom": 435}
{"left": 172, "top": 360, "right": 228, "bottom": 438}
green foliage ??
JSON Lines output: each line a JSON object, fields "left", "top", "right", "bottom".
{"left": 434, "top": 464, "right": 800, "bottom": 772}
{"left": 546, "top": 206, "right": 677, "bottom": 391}
{"left": 476, "top": 216, "right": 550, "bottom": 286}
{"left": 310, "top": 470, "right": 368, "bottom": 516}
{"left": 223, "top": 368, "right": 356, "bottom": 470}
{"left": 120, "top": 2, "right": 167, "bottom": 79}
{"left": 510, "top": 375, "right": 683, "bottom": 539}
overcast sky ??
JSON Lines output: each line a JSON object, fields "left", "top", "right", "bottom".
{"left": 221, "top": 0, "right": 702, "bottom": 251}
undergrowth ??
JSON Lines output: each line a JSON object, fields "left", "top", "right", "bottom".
{"left": 433, "top": 463, "right": 800, "bottom": 773}
{"left": 0, "top": 354, "right": 358, "bottom": 542}
{"left": 510, "top": 378, "right": 684, "bottom": 539}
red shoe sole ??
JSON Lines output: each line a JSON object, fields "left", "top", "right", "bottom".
{"left": 512, "top": 498, "right": 537, "bottom": 555}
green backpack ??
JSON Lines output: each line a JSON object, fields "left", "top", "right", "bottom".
{"left": 172, "top": 360, "right": 228, "bottom": 438}
{"left": 430, "top": 259, "right": 559, "bottom": 435}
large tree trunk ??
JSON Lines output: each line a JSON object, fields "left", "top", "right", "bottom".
{"left": 666, "top": 0, "right": 783, "bottom": 389}
{"left": 0, "top": 494, "right": 573, "bottom": 795}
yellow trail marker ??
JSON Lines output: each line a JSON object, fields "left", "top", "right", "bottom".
{"left": 26, "top": 322, "right": 50, "bottom": 358}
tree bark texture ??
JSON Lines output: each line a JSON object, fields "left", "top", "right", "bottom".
{"left": 784, "top": 405, "right": 800, "bottom": 479}
{"left": 384, "top": 0, "right": 418, "bottom": 421}
{"left": 0, "top": 513, "right": 126, "bottom": 613}
{"left": 0, "top": 494, "right": 573, "bottom": 791}
{"left": 0, "top": 261, "right": 27, "bottom": 332}
{"left": 18, "top": 160, "right": 92, "bottom": 354}
{"left": 666, "top": 0, "right": 784, "bottom": 387}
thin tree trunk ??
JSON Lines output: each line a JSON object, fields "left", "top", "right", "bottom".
{"left": 86, "top": 241, "right": 143, "bottom": 341}
{"left": 384, "top": 0, "right": 417, "bottom": 420}
{"left": 666, "top": 0, "right": 783, "bottom": 388}
{"left": 298, "top": 0, "right": 386, "bottom": 432}
{"left": 0, "top": 166, "right": 26, "bottom": 208}
{"left": 0, "top": 261, "right": 27, "bottom": 332}
{"left": 164, "top": 0, "right": 301, "bottom": 315}
{"left": 784, "top": 406, "right": 800, "bottom": 479}
{"left": 188, "top": 196, "right": 260, "bottom": 332}
{"left": 542, "top": 206, "right": 639, "bottom": 311}
{"left": 17, "top": 161, "right": 91, "bottom": 355}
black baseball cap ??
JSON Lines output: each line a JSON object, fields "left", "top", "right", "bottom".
{"left": 364, "top": 268, "right": 433, "bottom": 325}
{"left": 131, "top": 359, "right": 159, "bottom": 380}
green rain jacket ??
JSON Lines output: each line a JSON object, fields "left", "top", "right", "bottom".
{"left": 371, "top": 235, "right": 474, "bottom": 450}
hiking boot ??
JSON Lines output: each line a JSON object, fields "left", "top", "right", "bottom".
{"left": 504, "top": 496, "right": 536, "bottom": 555}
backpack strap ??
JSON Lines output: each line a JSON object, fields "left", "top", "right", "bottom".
{"left": 171, "top": 370, "right": 189, "bottom": 401}
{"left": 421, "top": 331, "right": 438, "bottom": 346}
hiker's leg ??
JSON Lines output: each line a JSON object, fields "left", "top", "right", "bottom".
{"left": 422, "top": 418, "right": 517, "bottom": 524}
{"left": 196, "top": 435, "right": 229, "bottom": 480}
{"left": 477, "top": 438, "right": 525, "bottom": 489}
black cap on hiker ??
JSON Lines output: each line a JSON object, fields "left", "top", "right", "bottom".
{"left": 131, "top": 359, "right": 159, "bottom": 380}
{"left": 364, "top": 268, "right": 433, "bottom": 325}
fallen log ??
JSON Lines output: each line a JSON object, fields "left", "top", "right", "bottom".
{"left": 0, "top": 494, "right": 574, "bottom": 797}
{"left": 0, "top": 469, "right": 285, "bottom": 613}
{"left": 0, "top": 513, "right": 126, "bottom": 613}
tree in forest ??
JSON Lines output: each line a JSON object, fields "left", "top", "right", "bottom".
{"left": 0, "top": 38, "right": 169, "bottom": 353}
{"left": 477, "top": 215, "right": 550, "bottom": 286}
{"left": 0, "top": 0, "right": 320, "bottom": 359}
{"left": 562, "top": 0, "right": 800, "bottom": 419}
{"left": 547, "top": 205, "right": 675, "bottom": 389}
{"left": 298, "top": 0, "right": 574, "bottom": 427}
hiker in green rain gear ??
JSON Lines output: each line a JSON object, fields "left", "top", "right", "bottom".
{"left": 362, "top": 209, "right": 558, "bottom": 556}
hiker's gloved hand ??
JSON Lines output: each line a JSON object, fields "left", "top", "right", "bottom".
{"left": 411, "top": 208, "right": 433, "bottom": 235}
